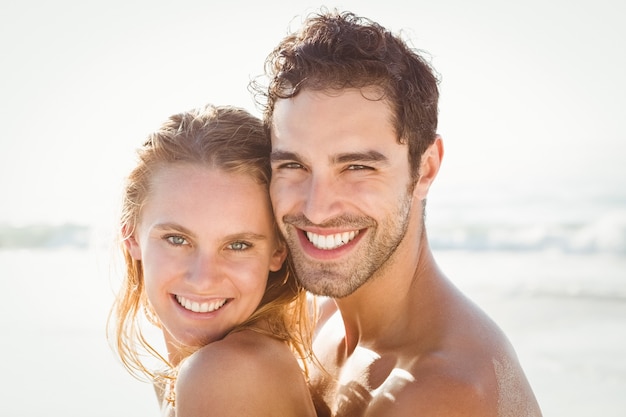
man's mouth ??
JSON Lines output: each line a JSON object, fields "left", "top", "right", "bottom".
{"left": 175, "top": 295, "right": 228, "bottom": 313}
{"left": 305, "top": 230, "right": 360, "bottom": 250}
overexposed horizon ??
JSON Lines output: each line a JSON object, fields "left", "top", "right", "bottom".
{"left": 1, "top": 0, "right": 624, "bottom": 229}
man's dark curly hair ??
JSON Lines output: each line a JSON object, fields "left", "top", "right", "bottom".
{"left": 250, "top": 9, "right": 440, "bottom": 181}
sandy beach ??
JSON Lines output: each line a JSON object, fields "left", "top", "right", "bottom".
{"left": 436, "top": 250, "right": 626, "bottom": 417}
{"left": 1, "top": 248, "right": 624, "bottom": 416}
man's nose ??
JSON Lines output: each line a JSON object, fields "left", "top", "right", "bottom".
{"left": 301, "top": 173, "right": 343, "bottom": 225}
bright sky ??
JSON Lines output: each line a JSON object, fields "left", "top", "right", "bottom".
{"left": 1, "top": 0, "right": 624, "bottom": 228}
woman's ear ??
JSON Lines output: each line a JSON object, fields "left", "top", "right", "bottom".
{"left": 414, "top": 135, "right": 444, "bottom": 200}
{"left": 122, "top": 225, "right": 142, "bottom": 260}
{"left": 269, "top": 241, "right": 288, "bottom": 272}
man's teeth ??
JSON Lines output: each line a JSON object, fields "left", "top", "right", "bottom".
{"left": 176, "top": 295, "right": 227, "bottom": 313}
{"left": 306, "top": 230, "right": 359, "bottom": 250}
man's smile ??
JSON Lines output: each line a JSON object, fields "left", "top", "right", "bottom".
{"left": 305, "top": 230, "right": 361, "bottom": 250}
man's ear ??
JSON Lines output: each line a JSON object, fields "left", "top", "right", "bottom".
{"left": 269, "top": 241, "right": 288, "bottom": 272}
{"left": 122, "top": 225, "right": 142, "bottom": 260}
{"left": 413, "top": 135, "right": 444, "bottom": 200}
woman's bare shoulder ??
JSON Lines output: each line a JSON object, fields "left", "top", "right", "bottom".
{"left": 178, "top": 330, "right": 283, "bottom": 386}
{"left": 175, "top": 330, "right": 315, "bottom": 416}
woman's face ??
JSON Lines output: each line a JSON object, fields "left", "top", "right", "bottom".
{"left": 127, "top": 163, "right": 286, "bottom": 351}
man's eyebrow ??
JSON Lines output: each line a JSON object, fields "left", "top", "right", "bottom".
{"left": 270, "top": 150, "right": 300, "bottom": 162}
{"left": 334, "top": 151, "right": 388, "bottom": 164}
{"left": 270, "top": 150, "right": 388, "bottom": 165}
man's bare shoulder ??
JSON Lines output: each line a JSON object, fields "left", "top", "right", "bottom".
{"left": 312, "top": 305, "right": 542, "bottom": 416}
{"left": 366, "top": 352, "right": 497, "bottom": 417}
{"left": 382, "top": 297, "right": 542, "bottom": 417}
{"left": 365, "top": 352, "right": 541, "bottom": 417}
{"left": 311, "top": 274, "right": 542, "bottom": 416}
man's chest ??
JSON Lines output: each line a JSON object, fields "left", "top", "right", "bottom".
{"left": 310, "top": 338, "right": 409, "bottom": 416}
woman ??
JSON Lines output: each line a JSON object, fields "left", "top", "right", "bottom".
{"left": 108, "top": 104, "right": 316, "bottom": 416}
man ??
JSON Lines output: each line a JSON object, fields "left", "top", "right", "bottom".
{"left": 253, "top": 10, "right": 542, "bottom": 417}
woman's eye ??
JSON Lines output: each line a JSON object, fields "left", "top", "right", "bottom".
{"left": 166, "top": 235, "right": 188, "bottom": 246}
{"left": 229, "top": 241, "right": 251, "bottom": 251}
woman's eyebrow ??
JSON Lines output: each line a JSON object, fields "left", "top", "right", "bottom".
{"left": 153, "top": 223, "right": 194, "bottom": 235}
{"left": 227, "top": 232, "right": 269, "bottom": 241}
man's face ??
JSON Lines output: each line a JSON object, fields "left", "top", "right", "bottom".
{"left": 269, "top": 88, "right": 419, "bottom": 298}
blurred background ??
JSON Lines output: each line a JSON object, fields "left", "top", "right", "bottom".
{"left": 1, "top": 0, "right": 624, "bottom": 415}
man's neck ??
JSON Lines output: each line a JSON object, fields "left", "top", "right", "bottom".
{"left": 333, "top": 234, "right": 439, "bottom": 355}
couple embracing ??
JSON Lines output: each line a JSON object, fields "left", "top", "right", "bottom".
{"left": 109, "top": 9, "right": 542, "bottom": 417}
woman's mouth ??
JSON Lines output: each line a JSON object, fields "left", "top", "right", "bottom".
{"left": 175, "top": 295, "right": 228, "bottom": 313}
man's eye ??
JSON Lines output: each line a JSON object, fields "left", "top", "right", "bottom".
{"left": 229, "top": 241, "right": 251, "bottom": 251}
{"left": 347, "top": 164, "right": 373, "bottom": 170}
{"left": 166, "top": 235, "right": 188, "bottom": 246}
{"left": 280, "top": 162, "right": 304, "bottom": 169}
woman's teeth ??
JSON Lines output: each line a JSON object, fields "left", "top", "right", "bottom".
{"left": 176, "top": 295, "right": 227, "bottom": 313}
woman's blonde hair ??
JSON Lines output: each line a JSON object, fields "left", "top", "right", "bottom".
{"left": 108, "top": 104, "right": 313, "bottom": 381}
